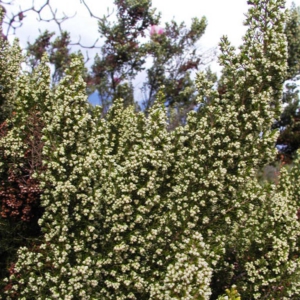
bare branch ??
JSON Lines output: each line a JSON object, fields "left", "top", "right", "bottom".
{"left": 2, "top": 0, "right": 51, "bottom": 36}
{"left": 70, "top": 35, "right": 101, "bottom": 49}
{"left": 42, "top": 4, "right": 76, "bottom": 34}
{"left": 0, "top": 0, "right": 102, "bottom": 62}
{"left": 80, "top": 0, "right": 102, "bottom": 21}
{"left": 1, "top": 0, "right": 12, "bottom": 5}
{"left": 84, "top": 50, "right": 90, "bottom": 64}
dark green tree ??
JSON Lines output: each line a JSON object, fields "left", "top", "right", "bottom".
{"left": 275, "top": 3, "right": 300, "bottom": 159}
{"left": 87, "top": 0, "right": 160, "bottom": 113}
{"left": 26, "top": 30, "right": 73, "bottom": 84}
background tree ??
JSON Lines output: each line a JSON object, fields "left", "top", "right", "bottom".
{"left": 87, "top": 0, "right": 159, "bottom": 112}
{"left": 274, "top": 2, "right": 300, "bottom": 159}
{"left": 27, "top": 30, "right": 73, "bottom": 84}
{"left": 87, "top": 0, "right": 208, "bottom": 121}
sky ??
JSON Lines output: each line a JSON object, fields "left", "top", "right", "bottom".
{"left": 3, "top": 0, "right": 300, "bottom": 104}
{"left": 5, "top": 0, "right": 299, "bottom": 61}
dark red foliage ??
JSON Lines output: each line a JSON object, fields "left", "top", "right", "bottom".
{"left": 0, "top": 169, "right": 42, "bottom": 221}
{"left": 0, "top": 110, "right": 45, "bottom": 223}
{"left": 178, "top": 59, "right": 199, "bottom": 73}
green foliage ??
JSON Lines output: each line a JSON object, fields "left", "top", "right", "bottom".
{"left": 275, "top": 3, "right": 300, "bottom": 158}
{"left": 1, "top": 1, "right": 300, "bottom": 299}
{"left": 141, "top": 16, "right": 207, "bottom": 111}
{"left": 0, "top": 8, "right": 22, "bottom": 123}
{"left": 217, "top": 286, "right": 241, "bottom": 300}
{"left": 89, "top": 0, "right": 160, "bottom": 111}
{"left": 285, "top": 2, "right": 300, "bottom": 80}
{"left": 275, "top": 81, "right": 300, "bottom": 157}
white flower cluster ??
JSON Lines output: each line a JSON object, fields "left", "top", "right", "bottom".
{"left": 149, "top": 232, "right": 212, "bottom": 299}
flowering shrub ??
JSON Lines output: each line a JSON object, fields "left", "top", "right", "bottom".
{"left": 1, "top": 0, "right": 300, "bottom": 299}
